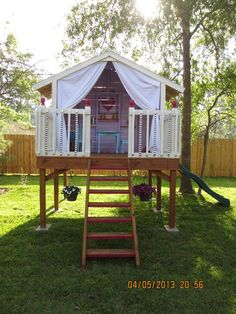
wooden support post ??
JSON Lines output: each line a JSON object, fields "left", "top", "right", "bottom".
{"left": 148, "top": 170, "right": 152, "bottom": 186}
{"left": 36, "top": 168, "right": 50, "bottom": 230}
{"left": 54, "top": 170, "right": 59, "bottom": 211}
{"left": 40, "top": 169, "right": 46, "bottom": 228}
{"left": 63, "top": 171, "right": 68, "bottom": 186}
{"left": 165, "top": 170, "right": 178, "bottom": 232}
{"left": 169, "top": 170, "right": 176, "bottom": 228}
{"left": 156, "top": 175, "right": 161, "bottom": 211}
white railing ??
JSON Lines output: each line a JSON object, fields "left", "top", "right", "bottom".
{"left": 128, "top": 107, "right": 181, "bottom": 158}
{"left": 35, "top": 106, "right": 91, "bottom": 157}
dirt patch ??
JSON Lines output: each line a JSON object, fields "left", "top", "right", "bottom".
{"left": 0, "top": 188, "right": 10, "bottom": 195}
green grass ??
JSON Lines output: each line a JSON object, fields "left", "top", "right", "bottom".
{"left": 0, "top": 175, "right": 235, "bottom": 314}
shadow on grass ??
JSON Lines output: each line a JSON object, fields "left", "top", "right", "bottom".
{"left": 0, "top": 175, "right": 235, "bottom": 313}
{"left": 1, "top": 196, "right": 235, "bottom": 313}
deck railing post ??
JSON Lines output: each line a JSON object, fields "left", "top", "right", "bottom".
{"left": 160, "top": 84, "right": 166, "bottom": 157}
{"left": 36, "top": 107, "right": 41, "bottom": 155}
{"left": 84, "top": 105, "right": 91, "bottom": 156}
{"left": 52, "top": 109, "right": 56, "bottom": 155}
{"left": 173, "top": 108, "right": 179, "bottom": 157}
{"left": 59, "top": 110, "right": 64, "bottom": 156}
{"left": 128, "top": 104, "right": 135, "bottom": 157}
{"left": 171, "top": 100, "right": 180, "bottom": 157}
{"left": 160, "top": 112, "right": 164, "bottom": 156}
{"left": 146, "top": 112, "right": 149, "bottom": 156}
{"left": 178, "top": 110, "right": 182, "bottom": 156}
{"left": 41, "top": 106, "right": 46, "bottom": 156}
{"left": 67, "top": 111, "right": 71, "bottom": 155}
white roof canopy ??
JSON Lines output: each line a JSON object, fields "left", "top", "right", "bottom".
{"left": 33, "top": 51, "right": 184, "bottom": 98}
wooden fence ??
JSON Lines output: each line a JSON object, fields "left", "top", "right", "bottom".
{"left": 1, "top": 134, "right": 236, "bottom": 176}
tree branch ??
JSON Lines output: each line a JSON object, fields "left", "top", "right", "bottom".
{"left": 190, "top": 6, "right": 220, "bottom": 38}
{"left": 207, "top": 88, "right": 229, "bottom": 112}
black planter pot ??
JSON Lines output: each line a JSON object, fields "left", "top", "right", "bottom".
{"left": 64, "top": 192, "right": 78, "bottom": 201}
{"left": 139, "top": 194, "right": 151, "bottom": 201}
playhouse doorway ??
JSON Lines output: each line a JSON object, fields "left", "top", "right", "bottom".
{"left": 72, "top": 62, "right": 130, "bottom": 154}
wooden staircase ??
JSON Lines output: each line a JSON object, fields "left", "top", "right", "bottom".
{"left": 82, "top": 160, "right": 140, "bottom": 270}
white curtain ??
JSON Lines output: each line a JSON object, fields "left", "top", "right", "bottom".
{"left": 113, "top": 62, "right": 161, "bottom": 152}
{"left": 57, "top": 62, "right": 107, "bottom": 152}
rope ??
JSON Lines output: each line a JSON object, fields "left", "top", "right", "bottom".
{"left": 75, "top": 112, "right": 79, "bottom": 154}
{"left": 138, "top": 113, "right": 142, "bottom": 156}
{"left": 59, "top": 112, "right": 63, "bottom": 155}
{"left": 153, "top": 112, "right": 157, "bottom": 156}
{"left": 167, "top": 113, "right": 172, "bottom": 155}
{"left": 45, "top": 110, "right": 49, "bottom": 154}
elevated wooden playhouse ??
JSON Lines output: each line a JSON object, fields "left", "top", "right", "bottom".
{"left": 33, "top": 51, "right": 183, "bottom": 269}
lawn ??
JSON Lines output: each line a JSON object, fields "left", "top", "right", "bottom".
{"left": 0, "top": 174, "right": 235, "bottom": 314}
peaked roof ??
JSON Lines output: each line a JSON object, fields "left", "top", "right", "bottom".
{"left": 33, "top": 51, "right": 184, "bottom": 98}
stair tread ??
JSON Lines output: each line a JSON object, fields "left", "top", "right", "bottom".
{"left": 82, "top": 162, "right": 140, "bottom": 267}
{"left": 88, "top": 202, "right": 131, "bottom": 207}
{"left": 90, "top": 176, "right": 128, "bottom": 181}
{"left": 91, "top": 167, "right": 128, "bottom": 170}
{"left": 87, "top": 232, "right": 133, "bottom": 239}
{"left": 87, "top": 248, "right": 135, "bottom": 257}
{"left": 89, "top": 189, "right": 129, "bottom": 194}
{"left": 87, "top": 217, "right": 132, "bottom": 223}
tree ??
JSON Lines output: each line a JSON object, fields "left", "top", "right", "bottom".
{"left": 158, "top": 0, "right": 236, "bottom": 193}
{"left": 192, "top": 61, "right": 236, "bottom": 194}
{"left": 0, "top": 33, "right": 38, "bottom": 160}
{"left": 0, "top": 33, "right": 38, "bottom": 111}
{"left": 61, "top": 0, "right": 236, "bottom": 193}
{"left": 0, "top": 121, "right": 10, "bottom": 157}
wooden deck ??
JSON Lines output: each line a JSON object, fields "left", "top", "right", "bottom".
{"left": 37, "top": 154, "right": 179, "bottom": 170}
{"left": 37, "top": 155, "right": 180, "bottom": 234}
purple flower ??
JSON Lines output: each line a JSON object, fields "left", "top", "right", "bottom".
{"left": 132, "top": 183, "right": 156, "bottom": 198}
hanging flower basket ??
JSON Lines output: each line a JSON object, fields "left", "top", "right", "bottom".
{"left": 62, "top": 185, "right": 81, "bottom": 201}
{"left": 139, "top": 194, "right": 152, "bottom": 202}
{"left": 132, "top": 183, "right": 156, "bottom": 202}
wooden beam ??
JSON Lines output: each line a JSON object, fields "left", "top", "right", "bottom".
{"left": 168, "top": 170, "right": 177, "bottom": 229}
{"left": 37, "top": 156, "right": 179, "bottom": 170}
{"left": 45, "top": 171, "right": 56, "bottom": 182}
{"left": 63, "top": 171, "right": 68, "bottom": 186}
{"left": 130, "top": 158, "right": 179, "bottom": 170}
{"left": 37, "top": 156, "right": 89, "bottom": 169}
{"left": 152, "top": 170, "right": 170, "bottom": 182}
{"left": 39, "top": 169, "right": 46, "bottom": 228}
{"left": 45, "top": 169, "right": 67, "bottom": 181}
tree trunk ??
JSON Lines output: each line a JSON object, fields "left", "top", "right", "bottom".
{"left": 198, "top": 127, "right": 210, "bottom": 195}
{"left": 179, "top": 13, "right": 194, "bottom": 194}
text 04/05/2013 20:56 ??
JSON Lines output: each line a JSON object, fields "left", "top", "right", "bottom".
{"left": 127, "top": 280, "right": 204, "bottom": 289}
